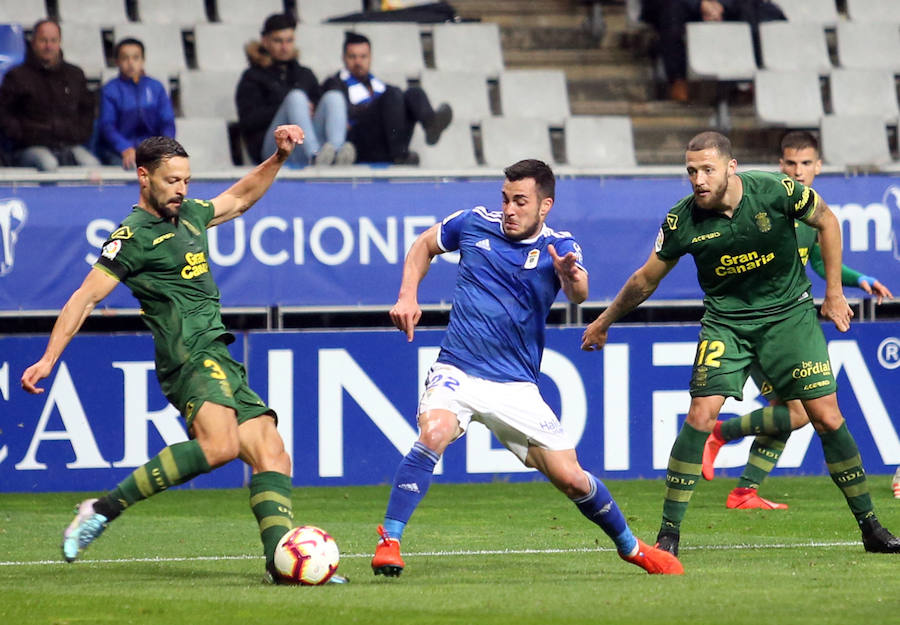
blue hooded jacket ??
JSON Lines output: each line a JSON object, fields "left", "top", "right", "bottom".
{"left": 99, "top": 73, "right": 175, "bottom": 154}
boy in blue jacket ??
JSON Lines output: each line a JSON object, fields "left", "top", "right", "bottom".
{"left": 98, "top": 39, "right": 175, "bottom": 169}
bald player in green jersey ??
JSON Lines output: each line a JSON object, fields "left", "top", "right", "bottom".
{"left": 702, "top": 131, "right": 894, "bottom": 510}
{"left": 581, "top": 130, "right": 900, "bottom": 558}
{"left": 21, "top": 126, "right": 312, "bottom": 582}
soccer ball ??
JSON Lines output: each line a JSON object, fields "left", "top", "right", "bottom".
{"left": 272, "top": 526, "right": 340, "bottom": 585}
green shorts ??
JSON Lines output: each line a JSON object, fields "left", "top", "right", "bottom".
{"left": 689, "top": 304, "right": 836, "bottom": 401}
{"left": 159, "top": 339, "right": 275, "bottom": 430}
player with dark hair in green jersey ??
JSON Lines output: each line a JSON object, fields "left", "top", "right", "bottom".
{"left": 581, "top": 130, "right": 900, "bottom": 557}
{"left": 701, "top": 130, "right": 894, "bottom": 510}
{"left": 20, "top": 125, "right": 316, "bottom": 583}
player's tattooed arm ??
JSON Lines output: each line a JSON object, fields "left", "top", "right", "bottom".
{"left": 581, "top": 251, "right": 676, "bottom": 351}
{"left": 804, "top": 197, "right": 854, "bottom": 332}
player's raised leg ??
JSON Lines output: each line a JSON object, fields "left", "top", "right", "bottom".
{"left": 528, "top": 446, "right": 683, "bottom": 575}
{"left": 373, "top": 408, "right": 459, "bottom": 577}
{"left": 62, "top": 411, "right": 222, "bottom": 562}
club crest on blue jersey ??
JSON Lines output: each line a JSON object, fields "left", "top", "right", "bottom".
{"left": 524, "top": 249, "right": 540, "bottom": 269}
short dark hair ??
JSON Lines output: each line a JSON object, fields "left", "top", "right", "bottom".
{"left": 504, "top": 159, "right": 556, "bottom": 201}
{"left": 343, "top": 31, "right": 370, "bottom": 53}
{"left": 262, "top": 12, "right": 296, "bottom": 36}
{"left": 780, "top": 130, "right": 819, "bottom": 156}
{"left": 686, "top": 131, "right": 733, "bottom": 160}
{"left": 136, "top": 136, "right": 188, "bottom": 172}
{"left": 114, "top": 37, "right": 144, "bottom": 59}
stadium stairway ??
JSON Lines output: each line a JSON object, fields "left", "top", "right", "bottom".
{"left": 449, "top": 0, "right": 782, "bottom": 165}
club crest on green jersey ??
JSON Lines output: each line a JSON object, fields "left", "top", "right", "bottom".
{"left": 754, "top": 212, "right": 772, "bottom": 233}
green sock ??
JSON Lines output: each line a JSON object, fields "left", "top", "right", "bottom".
{"left": 249, "top": 471, "right": 294, "bottom": 568}
{"left": 661, "top": 422, "right": 708, "bottom": 534}
{"left": 720, "top": 405, "right": 792, "bottom": 442}
{"left": 95, "top": 439, "right": 211, "bottom": 520}
{"left": 736, "top": 432, "right": 790, "bottom": 490}
{"left": 819, "top": 422, "right": 873, "bottom": 524}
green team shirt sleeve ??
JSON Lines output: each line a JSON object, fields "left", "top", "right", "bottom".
{"left": 654, "top": 196, "right": 693, "bottom": 261}
{"left": 94, "top": 223, "right": 143, "bottom": 281}
{"left": 770, "top": 172, "right": 819, "bottom": 222}
{"left": 178, "top": 198, "right": 216, "bottom": 231}
{"left": 807, "top": 241, "right": 865, "bottom": 287}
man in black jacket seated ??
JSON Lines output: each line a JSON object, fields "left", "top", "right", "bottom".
{"left": 236, "top": 13, "right": 354, "bottom": 167}
{"left": 322, "top": 31, "right": 452, "bottom": 166}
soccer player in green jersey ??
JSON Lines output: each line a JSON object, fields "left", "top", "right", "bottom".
{"left": 20, "top": 125, "right": 310, "bottom": 582}
{"left": 701, "top": 131, "right": 894, "bottom": 510}
{"left": 581, "top": 130, "right": 900, "bottom": 557}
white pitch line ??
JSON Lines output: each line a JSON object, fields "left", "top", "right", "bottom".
{"left": 0, "top": 540, "right": 863, "bottom": 568}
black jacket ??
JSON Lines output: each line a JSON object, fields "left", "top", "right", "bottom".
{"left": 236, "top": 41, "right": 321, "bottom": 163}
{"left": 0, "top": 46, "right": 95, "bottom": 149}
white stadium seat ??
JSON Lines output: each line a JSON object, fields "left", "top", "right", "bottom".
{"left": 499, "top": 70, "right": 569, "bottom": 125}
{"left": 564, "top": 116, "right": 637, "bottom": 168}
{"left": 480, "top": 117, "right": 554, "bottom": 168}
{"left": 820, "top": 115, "right": 891, "bottom": 167}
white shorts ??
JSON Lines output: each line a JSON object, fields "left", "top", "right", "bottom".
{"left": 417, "top": 362, "right": 573, "bottom": 463}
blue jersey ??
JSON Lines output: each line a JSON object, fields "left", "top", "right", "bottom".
{"left": 435, "top": 207, "right": 586, "bottom": 384}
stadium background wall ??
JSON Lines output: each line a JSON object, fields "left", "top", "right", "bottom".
{"left": 1, "top": 324, "right": 899, "bottom": 492}
{"left": 1, "top": 173, "right": 898, "bottom": 492}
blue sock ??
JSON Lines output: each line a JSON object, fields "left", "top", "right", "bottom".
{"left": 572, "top": 472, "right": 637, "bottom": 555}
{"left": 383, "top": 441, "right": 440, "bottom": 541}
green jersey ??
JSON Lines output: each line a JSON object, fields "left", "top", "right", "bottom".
{"left": 95, "top": 199, "right": 230, "bottom": 379}
{"left": 655, "top": 171, "right": 820, "bottom": 320}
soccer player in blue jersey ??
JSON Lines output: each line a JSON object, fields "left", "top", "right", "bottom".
{"left": 370, "top": 159, "right": 684, "bottom": 577}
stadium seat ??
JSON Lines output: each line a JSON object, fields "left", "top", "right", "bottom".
{"left": 776, "top": 0, "right": 839, "bottom": 28}
{"left": 480, "top": 117, "right": 554, "bottom": 168}
{"left": 409, "top": 119, "right": 478, "bottom": 169}
{"left": 136, "top": 0, "right": 208, "bottom": 26}
{"left": 194, "top": 23, "right": 258, "bottom": 72}
{"left": 564, "top": 116, "right": 637, "bottom": 168}
{"left": 846, "top": 0, "right": 900, "bottom": 23}
{"left": 0, "top": 0, "right": 46, "bottom": 27}
{"left": 432, "top": 23, "right": 504, "bottom": 78}
{"left": 297, "top": 0, "right": 362, "bottom": 24}
{"left": 296, "top": 24, "right": 346, "bottom": 81}
{"left": 686, "top": 22, "right": 757, "bottom": 81}
{"left": 499, "top": 70, "right": 570, "bottom": 125}
{"left": 60, "top": 23, "right": 107, "bottom": 80}
{"left": 820, "top": 115, "right": 891, "bottom": 167}
{"left": 836, "top": 22, "right": 900, "bottom": 72}
{"left": 179, "top": 70, "right": 242, "bottom": 121}
{"left": 759, "top": 22, "right": 831, "bottom": 75}
{"left": 113, "top": 23, "right": 186, "bottom": 80}
{"left": 754, "top": 70, "right": 824, "bottom": 127}
{"left": 57, "top": 0, "right": 129, "bottom": 27}
{"left": 215, "top": 0, "right": 286, "bottom": 25}
{"left": 829, "top": 69, "right": 900, "bottom": 123}
{"left": 0, "top": 23, "right": 24, "bottom": 83}
{"left": 351, "top": 23, "right": 425, "bottom": 79}
{"left": 175, "top": 117, "right": 234, "bottom": 170}
{"left": 419, "top": 70, "right": 491, "bottom": 122}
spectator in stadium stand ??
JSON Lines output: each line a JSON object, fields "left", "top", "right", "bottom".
{"left": 321, "top": 31, "right": 452, "bottom": 166}
{"left": 237, "top": 12, "right": 355, "bottom": 168}
{"left": 0, "top": 19, "right": 99, "bottom": 171}
{"left": 97, "top": 38, "right": 175, "bottom": 170}
{"left": 639, "top": 0, "right": 785, "bottom": 103}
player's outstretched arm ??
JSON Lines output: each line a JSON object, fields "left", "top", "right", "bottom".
{"left": 581, "top": 250, "right": 675, "bottom": 351}
{"left": 21, "top": 268, "right": 119, "bottom": 394}
{"left": 207, "top": 124, "right": 304, "bottom": 227}
{"left": 807, "top": 242, "right": 892, "bottom": 304}
{"left": 548, "top": 243, "right": 588, "bottom": 304}
{"left": 804, "top": 199, "right": 853, "bottom": 332}
{"left": 390, "top": 223, "right": 443, "bottom": 342}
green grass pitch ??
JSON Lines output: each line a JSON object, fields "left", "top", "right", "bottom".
{"left": 2, "top": 476, "right": 899, "bottom": 625}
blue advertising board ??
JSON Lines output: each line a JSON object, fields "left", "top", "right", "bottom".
{"left": 0, "top": 173, "right": 898, "bottom": 310}
{"left": 2, "top": 323, "right": 898, "bottom": 492}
